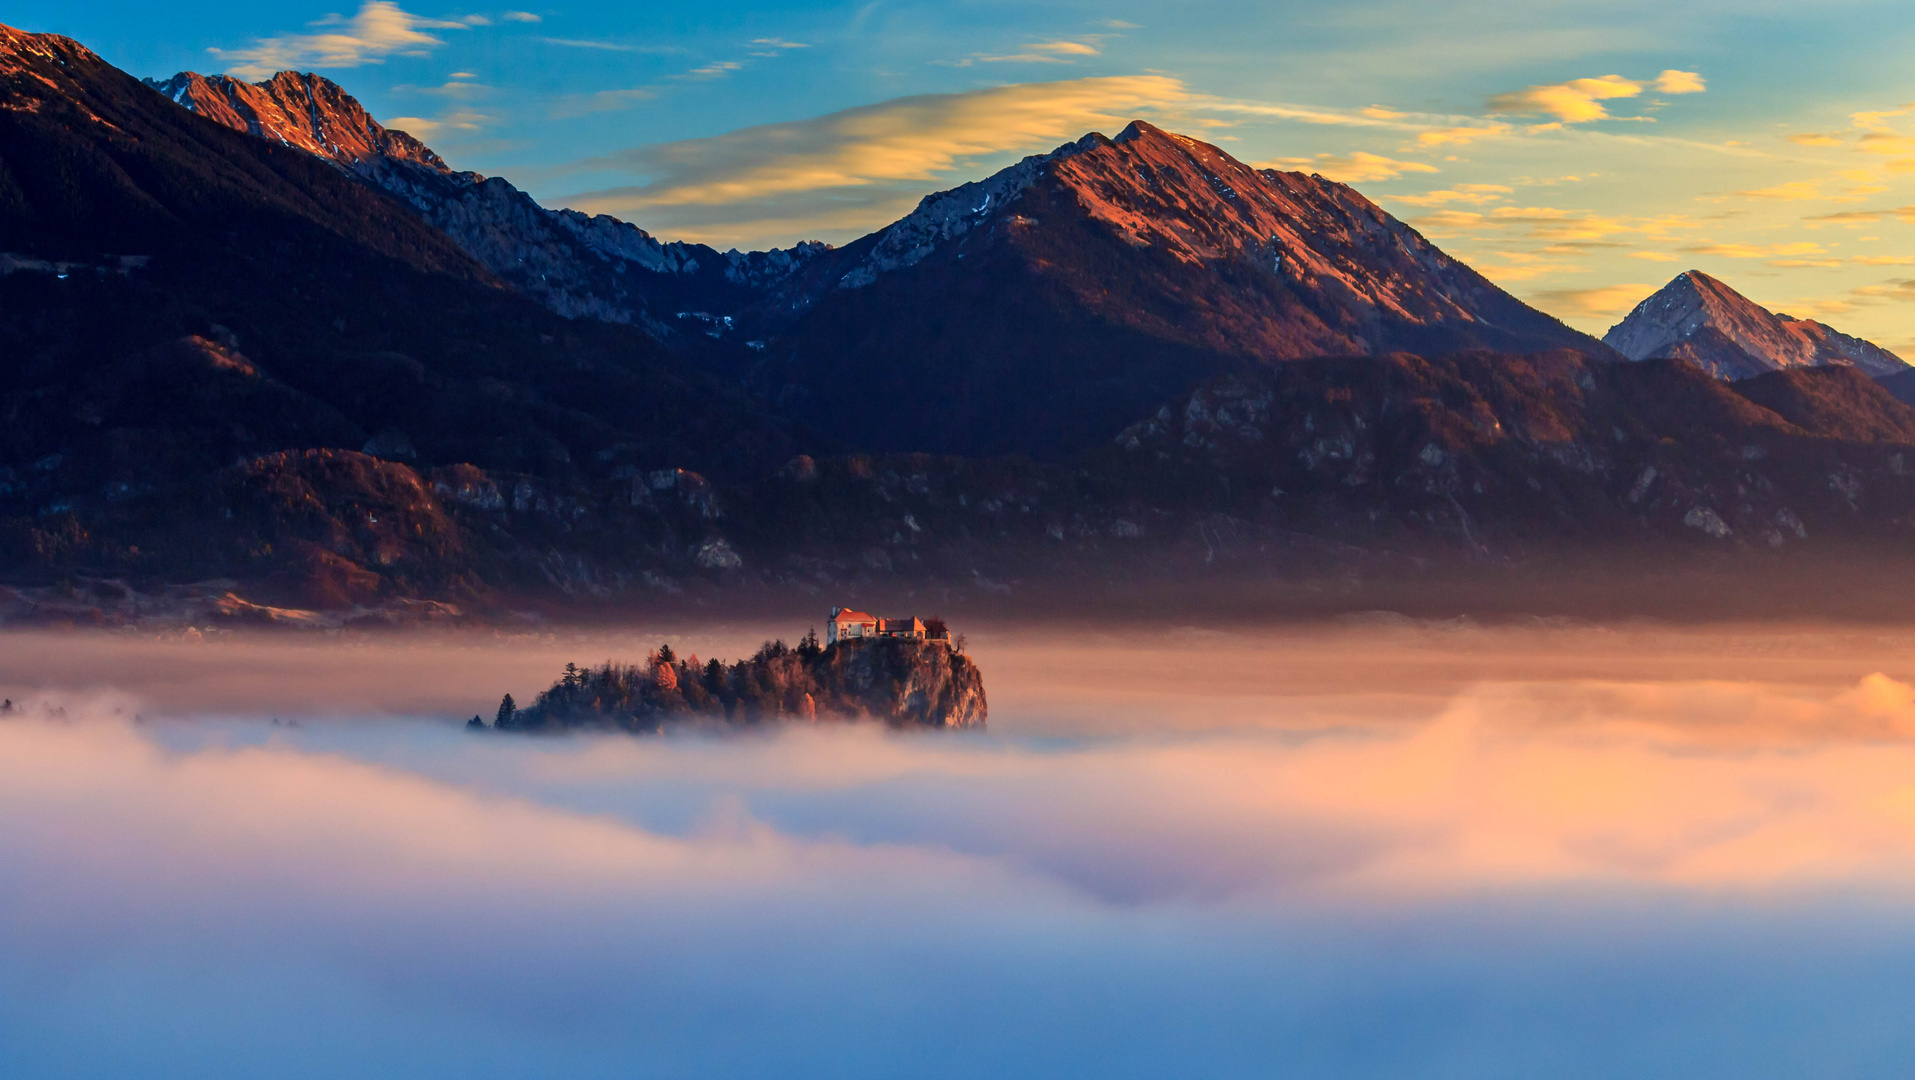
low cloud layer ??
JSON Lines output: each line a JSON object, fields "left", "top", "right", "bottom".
{"left": 9, "top": 626, "right": 1915, "bottom": 1075}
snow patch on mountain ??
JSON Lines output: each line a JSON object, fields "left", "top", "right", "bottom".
{"left": 838, "top": 132, "right": 1107, "bottom": 288}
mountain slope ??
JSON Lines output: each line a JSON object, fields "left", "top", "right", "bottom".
{"left": 0, "top": 24, "right": 796, "bottom": 606}
{"left": 752, "top": 121, "right": 1613, "bottom": 456}
{"left": 1603, "top": 270, "right": 1908, "bottom": 380}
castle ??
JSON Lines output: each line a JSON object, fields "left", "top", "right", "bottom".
{"left": 827, "top": 606, "right": 950, "bottom": 645}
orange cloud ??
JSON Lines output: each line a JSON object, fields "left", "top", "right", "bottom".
{"left": 1683, "top": 241, "right": 1832, "bottom": 259}
{"left": 1415, "top": 124, "right": 1510, "bottom": 147}
{"left": 1527, "top": 283, "right": 1653, "bottom": 319}
{"left": 1737, "top": 181, "right": 1823, "bottom": 201}
{"left": 1390, "top": 184, "right": 1514, "bottom": 207}
{"left": 1653, "top": 70, "right": 1706, "bottom": 94}
{"left": 1488, "top": 75, "right": 1644, "bottom": 123}
{"left": 569, "top": 76, "right": 1196, "bottom": 210}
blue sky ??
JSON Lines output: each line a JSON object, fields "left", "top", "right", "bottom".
{"left": 17, "top": 0, "right": 1915, "bottom": 345}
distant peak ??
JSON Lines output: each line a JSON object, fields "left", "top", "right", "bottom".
{"left": 1113, "top": 119, "right": 1166, "bottom": 144}
{"left": 1663, "top": 269, "right": 1753, "bottom": 310}
{"left": 0, "top": 23, "right": 99, "bottom": 66}
{"left": 1605, "top": 269, "right": 1907, "bottom": 377}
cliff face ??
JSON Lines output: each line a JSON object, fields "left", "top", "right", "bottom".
{"left": 146, "top": 70, "right": 447, "bottom": 171}
{"left": 813, "top": 638, "right": 987, "bottom": 728}
{"left": 504, "top": 637, "right": 986, "bottom": 733}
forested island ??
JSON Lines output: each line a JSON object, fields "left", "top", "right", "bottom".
{"left": 479, "top": 626, "right": 987, "bottom": 733}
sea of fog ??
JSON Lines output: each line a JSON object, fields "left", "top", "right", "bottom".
{"left": 6, "top": 621, "right": 1915, "bottom": 1077}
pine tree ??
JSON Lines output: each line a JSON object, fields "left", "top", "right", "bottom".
{"left": 495, "top": 693, "right": 517, "bottom": 728}
{"left": 798, "top": 627, "right": 822, "bottom": 661}
{"left": 657, "top": 643, "right": 676, "bottom": 665}
{"left": 467, "top": 714, "right": 486, "bottom": 730}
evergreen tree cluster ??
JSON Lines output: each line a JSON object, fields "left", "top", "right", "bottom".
{"left": 484, "top": 627, "right": 984, "bottom": 733}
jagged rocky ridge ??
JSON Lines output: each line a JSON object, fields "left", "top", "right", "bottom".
{"left": 150, "top": 68, "right": 828, "bottom": 331}
{"left": 495, "top": 636, "right": 987, "bottom": 732}
{"left": 1604, "top": 270, "right": 1909, "bottom": 380}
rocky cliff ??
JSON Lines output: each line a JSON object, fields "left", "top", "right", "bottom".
{"left": 1603, "top": 270, "right": 1908, "bottom": 380}
{"left": 500, "top": 636, "right": 986, "bottom": 732}
{"left": 147, "top": 70, "right": 446, "bottom": 170}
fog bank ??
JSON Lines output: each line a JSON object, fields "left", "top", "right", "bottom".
{"left": 6, "top": 624, "right": 1915, "bottom": 1076}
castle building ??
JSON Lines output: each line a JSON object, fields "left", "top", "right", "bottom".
{"left": 827, "top": 607, "right": 878, "bottom": 643}
{"left": 827, "top": 607, "right": 941, "bottom": 644}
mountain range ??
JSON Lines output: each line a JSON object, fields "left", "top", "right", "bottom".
{"left": 9, "top": 22, "right": 1915, "bottom": 623}
{"left": 158, "top": 70, "right": 1611, "bottom": 456}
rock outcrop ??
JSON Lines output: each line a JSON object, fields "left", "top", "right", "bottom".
{"left": 147, "top": 70, "right": 446, "bottom": 170}
{"left": 501, "top": 637, "right": 986, "bottom": 732}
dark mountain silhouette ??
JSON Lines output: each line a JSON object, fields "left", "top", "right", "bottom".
{"left": 1733, "top": 365, "right": 1915, "bottom": 442}
{"left": 1100, "top": 349, "right": 1915, "bottom": 555}
{"left": 1604, "top": 270, "right": 1909, "bottom": 380}
{"left": 0, "top": 25, "right": 793, "bottom": 609}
